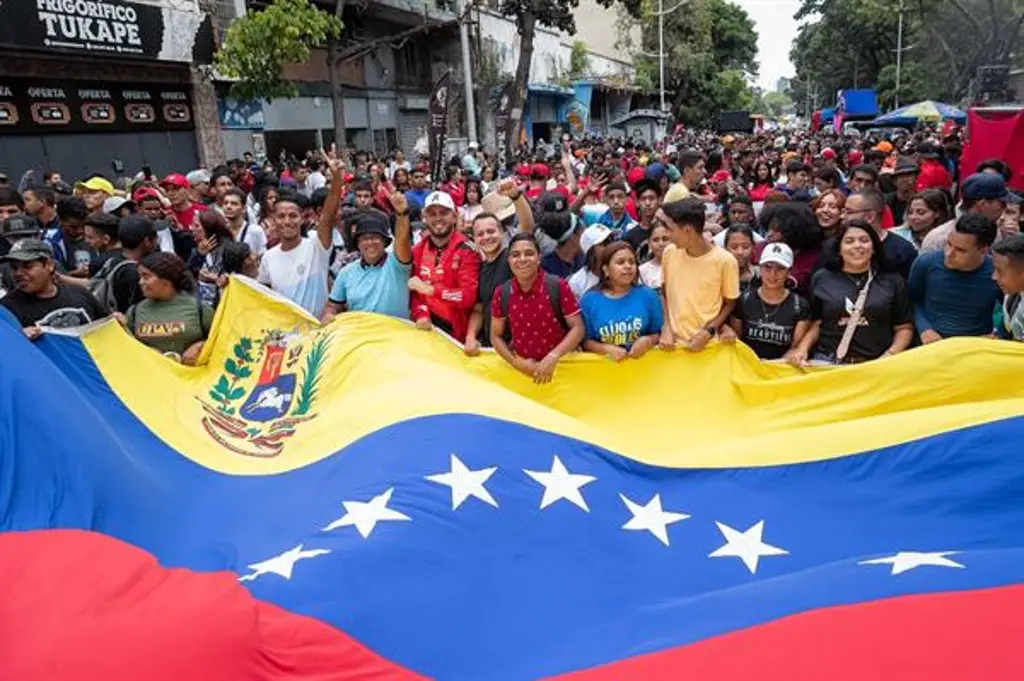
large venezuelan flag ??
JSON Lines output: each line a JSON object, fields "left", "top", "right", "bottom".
{"left": 2, "top": 277, "right": 1024, "bottom": 680}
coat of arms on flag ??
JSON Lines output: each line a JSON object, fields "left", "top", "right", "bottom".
{"left": 197, "top": 327, "right": 332, "bottom": 457}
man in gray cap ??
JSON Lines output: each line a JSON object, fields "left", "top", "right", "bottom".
{"left": 0, "top": 238, "right": 108, "bottom": 338}
{"left": 921, "top": 173, "right": 1009, "bottom": 253}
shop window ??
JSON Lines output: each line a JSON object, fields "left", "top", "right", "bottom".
{"left": 395, "top": 39, "right": 430, "bottom": 88}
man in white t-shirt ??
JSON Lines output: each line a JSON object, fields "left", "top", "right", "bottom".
{"left": 258, "top": 158, "right": 345, "bottom": 316}
{"left": 221, "top": 187, "right": 266, "bottom": 257}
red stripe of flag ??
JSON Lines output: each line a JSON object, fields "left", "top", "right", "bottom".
{"left": 551, "top": 585, "right": 1024, "bottom": 681}
{"left": 0, "top": 530, "right": 429, "bottom": 681}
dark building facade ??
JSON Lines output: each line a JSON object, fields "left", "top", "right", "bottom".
{"left": 0, "top": 0, "right": 215, "bottom": 182}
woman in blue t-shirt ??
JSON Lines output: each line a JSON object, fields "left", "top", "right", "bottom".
{"left": 580, "top": 241, "right": 663, "bottom": 361}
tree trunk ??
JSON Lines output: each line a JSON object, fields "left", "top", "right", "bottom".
{"left": 328, "top": 0, "right": 348, "bottom": 163}
{"left": 508, "top": 8, "right": 536, "bottom": 160}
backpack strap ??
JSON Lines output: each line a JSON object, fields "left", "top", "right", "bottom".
{"left": 544, "top": 274, "right": 568, "bottom": 331}
{"left": 196, "top": 295, "right": 209, "bottom": 338}
{"left": 499, "top": 279, "right": 513, "bottom": 318}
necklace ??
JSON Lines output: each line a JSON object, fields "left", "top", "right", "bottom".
{"left": 757, "top": 287, "right": 788, "bottom": 322}
{"left": 844, "top": 270, "right": 869, "bottom": 287}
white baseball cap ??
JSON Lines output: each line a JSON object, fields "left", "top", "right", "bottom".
{"left": 580, "top": 225, "right": 616, "bottom": 255}
{"left": 423, "top": 191, "right": 455, "bottom": 212}
{"left": 759, "top": 242, "right": 794, "bottom": 269}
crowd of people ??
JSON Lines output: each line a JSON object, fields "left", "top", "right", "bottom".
{"left": 1, "top": 127, "right": 1023, "bottom": 378}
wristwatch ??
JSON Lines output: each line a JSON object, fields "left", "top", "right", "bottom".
{"left": 703, "top": 326, "right": 716, "bottom": 337}
{"left": 395, "top": 210, "right": 409, "bottom": 217}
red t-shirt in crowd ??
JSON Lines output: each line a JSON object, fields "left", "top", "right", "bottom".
{"left": 171, "top": 202, "right": 206, "bottom": 231}
{"left": 490, "top": 275, "right": 580, "bottom": 360}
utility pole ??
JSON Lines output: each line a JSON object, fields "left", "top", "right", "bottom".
{"left": 895, "top": 0, "right": 904, "bottom": 108}
{"left": 456, "top": 0, "right": 478, "bottom": 143}
{"left": 659, "top": 0, "right": 665, "bottom": 112}
{"left": 653, "top": 0, "right": 686, "bottom": 113}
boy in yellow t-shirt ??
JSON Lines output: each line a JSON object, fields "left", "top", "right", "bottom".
{"left": 657, "top": 197, "right": 739, "bottom": 351}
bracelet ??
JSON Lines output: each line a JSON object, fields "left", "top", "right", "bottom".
{"left": 395, "top": 210, "right": 409, "bottom": 217}
{"left": 703, "top": 326, "right": 716, "bottom": 337}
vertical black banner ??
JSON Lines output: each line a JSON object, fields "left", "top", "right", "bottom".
{"left": 428, "top": 71, "right": 452, "bottom": 189}
{"left": 494, "top": 81, "right": 515, "bottom": 174}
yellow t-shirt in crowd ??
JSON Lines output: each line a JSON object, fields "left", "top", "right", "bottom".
{"left": 662, "top": 242, "right": 740, "bottom": 342}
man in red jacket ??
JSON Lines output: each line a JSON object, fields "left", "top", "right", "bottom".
{"left": 409, "top": 191, "right": 480, "bottom": 341}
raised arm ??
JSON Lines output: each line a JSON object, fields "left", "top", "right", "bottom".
{"left": 316, "top": 156, "right": 347, "bottom": 249}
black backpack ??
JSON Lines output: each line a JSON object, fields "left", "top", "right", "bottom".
{"left": 498, "top": 274, "right": 568, "bottom": 331}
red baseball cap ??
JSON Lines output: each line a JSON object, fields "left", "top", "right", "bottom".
{"left": 821, "top": 148, "right": 837, "bottom": 160}
{"left": 710, "top": 170, "right": 732, "bottom": 183}
{"left": 530, "top": 163, "right": 550, "bottom": 180}
{"left": 160, "top": 173, "right": 189, "bottom": 189}
{"left": 132, "top": 187, "right": 162, "bottom": 203}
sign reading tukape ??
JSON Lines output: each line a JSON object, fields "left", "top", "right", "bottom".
{"left": 0, "top": 78, "right": 195, "bottom": 134}
{"left": 0, "top": 0, "right": 214, "bottom": 64}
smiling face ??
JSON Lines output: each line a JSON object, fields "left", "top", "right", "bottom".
{"left": 472, "top": 215, "right": 503, "bottom": 259}
{"left": 760, "top": 261, "right": 789, "bottom": 290}
{"left": 993, "top": 252, "right": 1024, "bottom": 295}
{"left": 12, "top": 258, "right": 54, "bottom": 294}
{"left": 508, "top": 238, "right": 540, "bottom": 281}
{"left": 840, "top": 226, "right": 874, "bottom": 272}
{"left": 424, "top": 205, "right": 455, "bottom": 241}
{"left": 357, "top": 232, "right": 386, "bottom": 264}
{"left": 273, "top": 199, "right": 304, "bottom": 243}
{"left": 816, "top": 193, "right": 842, "bottom": 230}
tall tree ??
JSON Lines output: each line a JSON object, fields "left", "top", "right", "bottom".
{"left": 216, "top": 0, "right": 343, "bottom": 147}
{"left": 625, "top": 0, "right": 758, "bottom": 126}
{"left": 500, "top": 0, "right": 643, "bottom": 158}
{"left": 790, "top": 0, "right": 1024, "bottom": 113}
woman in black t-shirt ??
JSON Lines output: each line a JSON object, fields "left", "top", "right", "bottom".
{"left": 726, "top": 242, "right": 810, "bottom": 361}
{"left": 791, "top": 221, "right": 914, "bottom": 365}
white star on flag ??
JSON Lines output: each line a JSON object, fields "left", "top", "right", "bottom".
{"left": 322, "top": 487, "right": 411, "bottom": 538}
{"left": 709, "top": 520, "right": 788, "bottom": 574}
{"left": 859, "top": 551, "right": 965, "bottom": 575}
{"left": 238, "top": 544, "right": 330, "bottom": 583}
{"left": 425, "top": 454, "right": 498, "bottom": 510}
{"left": 620, "top": 493, "right": 690, "bottom": 546}
{"left": 524, "top": 455, "right": 596, "bottom": 512}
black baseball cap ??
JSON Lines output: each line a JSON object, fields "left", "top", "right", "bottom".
{"left": 0, "top": 238, "right": 54, "bottom": 262}
{"left": 1, "top": 214, "right": 43, "bottom": 238}
{"left": 537, "top": 191, "right": 569, "bottom": 213}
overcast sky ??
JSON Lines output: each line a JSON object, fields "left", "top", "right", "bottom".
{"left": 732, "top": 0, "right": 802, "bottom": 91}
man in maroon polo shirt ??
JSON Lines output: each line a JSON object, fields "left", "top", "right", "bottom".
{"left": 490, "top": 232, "right": 585, "bottom": 384}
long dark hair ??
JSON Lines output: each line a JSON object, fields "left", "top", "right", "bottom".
{"left": 198, "top": 210, "right": 235, "bottom": 243}
{"left": 823, "top": 220, "right": 888, "bottom": 273}
{"left": 140, "top": 252, "right": 196, "bottom": 293}
{"left": 910, "top": 188, "right": 954, "bottom": 228}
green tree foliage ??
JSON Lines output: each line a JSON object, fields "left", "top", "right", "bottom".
{"left": 501, "top": 0, "right": 643, "bottom": 155}
{"left": 215, "top": 0, "right": 343, "bottom": 102}
{"left": 790, "top": 0, "right": 1024, "bottom": 114}
{"left": 752, "top": 91, "right": 795, "bottom": 119}
{"left": 628, "top": 0, "right": 758, "bottom": 126}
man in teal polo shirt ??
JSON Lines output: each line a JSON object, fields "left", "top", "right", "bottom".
{"left": 322, "top": 192, "right": 412, "bottom": 322}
